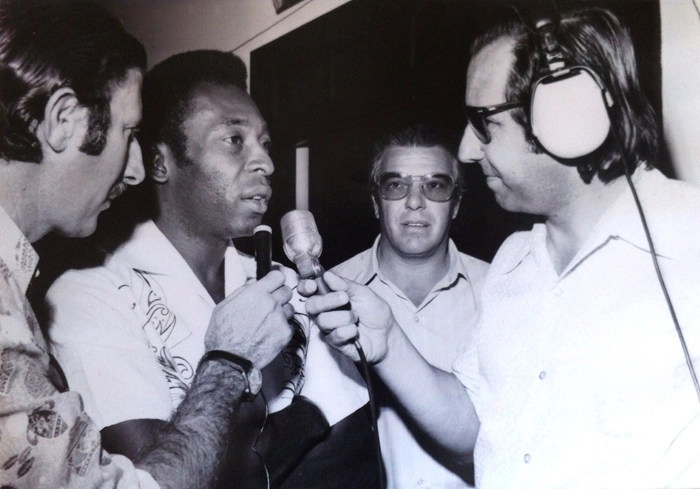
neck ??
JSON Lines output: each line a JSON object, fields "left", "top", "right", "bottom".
{"left": 0, "top": 160, "right": 47, "bottom": 242}
{"left": 154, "top": 212, "right": 228, "bottom": 303}
{"left": 377, "top": 237, "right": 451, "bottom": 307}
{"left": 545, "top": 174, "right": 628, "bottom": 275}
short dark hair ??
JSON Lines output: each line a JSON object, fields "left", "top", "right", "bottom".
{"left": 0, "top": 0, "right": 146, "bottom": 163}
{"left": 370, "top": 124, "right": 465, "bottom": 197}
{"left": 139, "top": 50, "right": 248, "bottom": 170}
{"left": 471, "top": 7, "right": 659, "bottom": 184}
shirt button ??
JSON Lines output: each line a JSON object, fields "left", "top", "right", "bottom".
{"left": 524, "top": 453, "right": 531, "bottom": 463}
{"left": 539, "top": 371, "right": 546, "bottom": 380}
{"left": 553, "top": 287, "right": 563, "bottom": 297}
{"left": 413, "top": 316, "right": 419, "bottom": 322}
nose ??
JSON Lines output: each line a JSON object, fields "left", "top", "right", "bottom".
{"left": 124, "top": 139, "right": 145, "bottom": 186}
{"left": 458, "top": 124, "right": 484, "bottom": 164}
{"left": 405, "top": 182, "right": 426, "bottom": 211}
{"left": 248, "top": 143, "right": 275, "bottom": 177}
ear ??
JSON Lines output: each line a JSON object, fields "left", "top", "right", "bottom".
{"left": 371, "top": 194, "right": 380, "bottom": 219}
{"left": 451, "top": 194, "right": 462, "bottom": 220}
{"left": 149, "top": 143, "right": 171, "bottom": 183}
{"left": 41, "top": 87, "right": 88, "bottom": 153}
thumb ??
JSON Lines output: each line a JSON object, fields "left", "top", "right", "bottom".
{"left": 255, "top": 269, "right": 286, "bottom": 292}
{"left": 321, "top": 270, "right": 349, "bottom": 292}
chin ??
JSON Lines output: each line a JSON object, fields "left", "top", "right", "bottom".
{"left": 58, "top": 222, "right": 97, "bottom": 238}
{"left": 231, "top": 218, "right": 263, "bottom": 239}
{"left": 396, "top": 242, "right": 439, "bottom": 257}
{"left": 494, "top": 193, "right": 522, "bottom": 213}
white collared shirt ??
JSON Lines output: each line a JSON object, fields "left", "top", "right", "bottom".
{"left": 454, "top": 168, "right": 700, "bottom": 489}
{"left": 334, "top": 237, "right": 489, "bottom": 489}
{"left": 48, "top": 220, "right": 368, "bottom": 430}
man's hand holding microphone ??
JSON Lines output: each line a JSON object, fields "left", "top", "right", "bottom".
{"left": 299, "top": 270, "right": 395, "bottom": 366}
{"left": 205, "top": 270, "right": 295, "bottom": 370}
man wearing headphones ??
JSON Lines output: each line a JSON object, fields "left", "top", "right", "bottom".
{"left": 303, "top": 7, "right": 700, "bottom": 489}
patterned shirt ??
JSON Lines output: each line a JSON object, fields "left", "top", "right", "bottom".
{"left": 47, "top": 220, "right": 368, "bottom": 430}
{"left": 0, "top": 205, "right": 158, "bottom": 489}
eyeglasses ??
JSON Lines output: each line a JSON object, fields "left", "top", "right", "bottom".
{"left": 376, "top": 172, "right": 456, "bottom": 202}
{"left": 463, "top": 101, "right": 523, "bottom": 144}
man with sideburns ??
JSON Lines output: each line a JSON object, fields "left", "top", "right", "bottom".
{"left": 47, "top": 50, "right": 376, "bottom": 489}
{"left": 0, "top": 2, "right": 294, "bottom": 489}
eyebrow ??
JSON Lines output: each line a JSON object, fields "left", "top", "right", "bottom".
{"left": 223, "top": 117, "right": 249, "bottom": 127}
{"left": 221, "top": 117, "right": 269, "bottom": 133}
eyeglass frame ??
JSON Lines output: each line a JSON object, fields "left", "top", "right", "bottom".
{"left": 463, "top": 100, "right": 524, "bottom": 144}
{"left": 374, "top": 172, "right": 458, "bottom": 203}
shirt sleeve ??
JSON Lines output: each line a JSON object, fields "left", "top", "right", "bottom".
{"left": 0, "top": 265, "right": 161, "bottom": 489}
{"left": 46, "top": 267, "right": 173, "bottom": 430}
{"left": 452, "top": 322, "right": 482, "bottom": 419}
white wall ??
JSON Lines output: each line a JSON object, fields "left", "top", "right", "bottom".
{"left": 101, "top": 0, "right": 700, "bottom": 186}
{"left": 100, "top": 0, "right": 351, "bottom": 72}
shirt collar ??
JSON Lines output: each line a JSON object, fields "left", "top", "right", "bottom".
{"left": 0, "top": 204, "right": 39, "bottom": 293}
{"left": 497, "top": 167, "right": 678, "bottom": 279}
{"left": 357, "top": 235, "right": 469, "bottom": 290}
{"left": 110, "top": 220, "right": 247, "bottom": 305}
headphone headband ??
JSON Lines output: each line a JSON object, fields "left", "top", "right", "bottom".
{"left": 516, "top": 1, "right": 614, "bottom": 159}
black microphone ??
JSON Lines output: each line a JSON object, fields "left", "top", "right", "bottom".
{"left": 254, "top": 224, "right": 272, "bottom": 280}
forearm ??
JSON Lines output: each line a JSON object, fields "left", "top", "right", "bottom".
{"left": 135, "top": 360, "right": 248, "bottom": 489}
{"left": 374, "top": 325, "right": 480, "bottom": 461}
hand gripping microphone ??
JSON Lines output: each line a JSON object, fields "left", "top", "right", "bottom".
{"left": 280, "top": 210, "right": 334, "bottom": 294}
{"left": 280, "top": 210, "right": 385, "bottom": 487}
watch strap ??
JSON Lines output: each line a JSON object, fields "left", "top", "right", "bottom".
{"left": 200, "top": 350, "right": 261, "bottom": 401}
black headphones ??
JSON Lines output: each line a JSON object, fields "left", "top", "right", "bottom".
{"left": 519, "top": 0, "right": 614, "bottom": 159}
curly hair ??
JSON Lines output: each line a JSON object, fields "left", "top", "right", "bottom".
{"left": 139, "top": 50, "right": 248, "bottom": 170}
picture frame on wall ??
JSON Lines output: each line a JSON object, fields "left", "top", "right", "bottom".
{"left": 274, "top": 0, "right": 304, "bottom": 14}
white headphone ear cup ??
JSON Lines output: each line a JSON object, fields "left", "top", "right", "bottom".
{"left": 531, "top": 69, "right": 611, "bottom": 159}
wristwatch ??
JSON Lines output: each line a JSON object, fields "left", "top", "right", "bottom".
{"left": 200, "top": 350, "right": 262, "bottom": 401}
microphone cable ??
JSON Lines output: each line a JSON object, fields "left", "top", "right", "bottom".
{"left": 252, "top": 391, "right": 271, "bottom": 489}
{"left": 313, "top": 271, "right": 386, "bottom": 489}
{"left": 253, "top": 225, "right": 273, "bottom": 488}
{"left": 353, "top": 337, "right": 386, "bottom": 489}
{"left": 609, "top": 122, "right": 700, "bottom": 403}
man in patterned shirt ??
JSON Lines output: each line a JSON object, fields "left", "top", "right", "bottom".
{"left": 46, "top": 49, "right": 375, "bottom": 489}
{"left": 0, "top": 2, "right": 293, "bottom": 488}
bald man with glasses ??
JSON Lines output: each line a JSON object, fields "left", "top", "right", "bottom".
{"left": 331, "top": 124, "right": 489, "bottom": 489}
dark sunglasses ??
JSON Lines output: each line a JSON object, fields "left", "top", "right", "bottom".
{"left": 376, "top": 172, "right": 456, "bottom": 202}
{"left": 463, "top": 101, "right": 524, "bottom": 144}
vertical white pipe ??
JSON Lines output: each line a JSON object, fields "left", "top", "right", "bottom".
{"left": 661, "top": 0, "right": 700, "bottom": 187}
{"left": 295, "top": 145, "right": 309, "bottom": 210}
